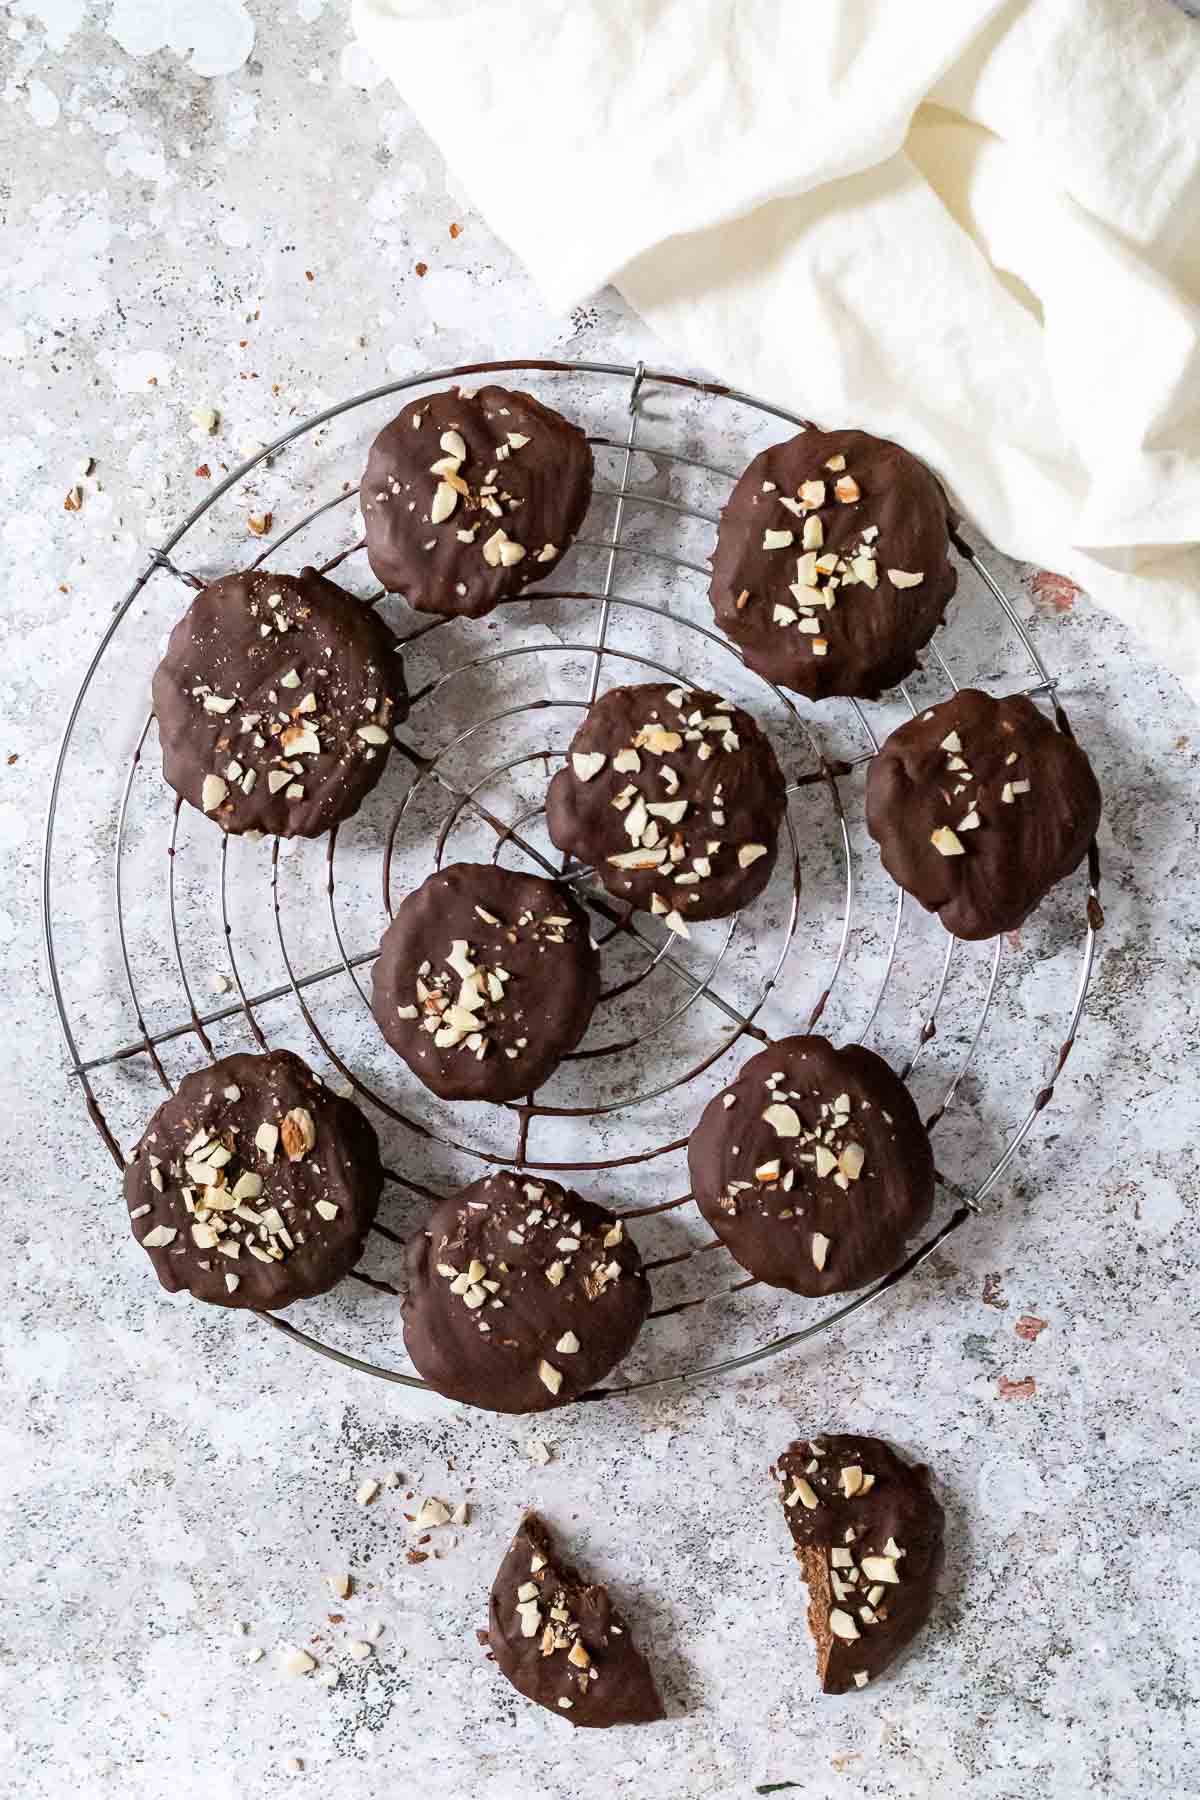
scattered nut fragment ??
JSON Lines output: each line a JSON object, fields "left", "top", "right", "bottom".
{"left": 833, "top": 476, "right": 860, "bottom": 504}
{"left": 326, "top": 1573, "right": 352, "bottom": 1600}
{"left": 430, "top": 480, "right": 458, "bottom": 524}
{"left": 280, "top": 1107, "right": 316, "bottom": 1160}
{"left": 280, "top": 1646, "right": 317, "bottom": 1676}
{"left": 737, "top": 843, "right": 768, "bottom": 868}
{"left": 247, "top": 512, "right": 273, "bottom": 536}
{"left": 762, "top": 528, "right": 795, "bottom": 551}
{"left": 355, "top": 1478, "right": 381, "bottom": 1507}
{"left": 346, "top": 1640, "right": 373, "bottom": 1662}
{"left": 829, "top": 1608, "right": 861, "bottom": 1641}
{"left": 538, "top": 1360, "right": 563, "bottom": 1396}
{"left": 840, "top": 1465, "right": 864, "bottom": 1498}
{"left": 838, "top": 1143, "right": 865, "bottom": 1181}
{"left": 526, "top": 1438, "right": 553, "bottom": 1466}
{"left": 812, "top": 1232, "right": 830, "bottom": 1271}
{"left": 191, "top": 406, "right": 219, "bottom": 434}
{"left": 763, "top": 1102, "right": 802, "bottom": 1137}
{"left": 887, "top": 569, "right": 924, "bottom": 587}
{"left": 930, "top": 826, "right": 965, "bottom": 857}
{"left": 571, "top": 751, "right": 606, "bottom": 782}
{"left": 201, "top": 774, "right": 228, "bottom": 813}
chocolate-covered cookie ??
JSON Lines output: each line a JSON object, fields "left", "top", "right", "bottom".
{"left": 545, "top": 681, "right": 787, "bottom": 931}
{"left": 123, "top": 1049, "right": 382, "bottom": 1310}
{"left": 361, "top": 384, "right": 593, "bottom": 618}
{"left": 371, "top": 864, "right": 601, "bottom": 1104}
{"left": 689, "top": 1036, "right": 934, "bottom": 1296}
{"left": 709, "top": 428, "right": 956, "bottom": 700}
{"left": 152, "top": 567, "right": 407, "bottom": 837}
{"left": 865, "top": 688, "right": 1101, "bottom": 940}
{"left": 487, "top": 1513, "right": 665, "bottom": 1727}
{"left": 773, "top": 1433, "right": 944, "bottom": 1694}
{"left": 401, "top": 1173, "right": 650, "bottom": 1412}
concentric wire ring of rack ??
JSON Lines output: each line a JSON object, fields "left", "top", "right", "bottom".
{"left": 42, "top": 358, "right": 1103, "bottom": 1401}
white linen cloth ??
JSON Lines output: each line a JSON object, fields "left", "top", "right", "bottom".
{"left": 353, "top": 0, "right": 1200, "bottom": 698}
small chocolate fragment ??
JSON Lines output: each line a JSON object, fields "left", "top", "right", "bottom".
{"left": 401, "top": 1173, "right": 649, "bottom": 1412}
{"left": 865, "top": 687, "right": 1101, "bottom": 940}
{"left": 709, "top": 428, "right": 956, "bottom": 700}
{"left": 361, "top": 385, "right": 593, "bottom": 618}
{"left": 689, "top": 1035, "right": 934, "bottom": 1295}
{"left": 123, "top": 1049, "right": 382, "bottom": 1309}
{"left": 545, "top": 680, "right": 787, "bottom": 925}
{"left": 370, "top": 863, "right": 601, "bottom": 1104}
{"left": 773, "top": 1433, "right": 944, "bottom": 1693}
{"left": 487, "top": 1512, "right": 665, "bottom": 1727}
{"left": 152, "top": 566, "right": 408, "bottom": 838}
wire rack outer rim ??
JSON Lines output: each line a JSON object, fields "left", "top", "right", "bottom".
{"left": 40, "top": 355, "right": 1102, "bottom": 1403}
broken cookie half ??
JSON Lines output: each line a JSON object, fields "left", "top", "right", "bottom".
{"left": 773, "top": 1432, "right": 944, "bottom": 1694}
{"left": 487, "top": 1512, "right": 665, "bottom": 1727}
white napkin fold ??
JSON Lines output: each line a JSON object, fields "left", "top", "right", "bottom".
{"left": 353, "top": 0, "right": 1200, "bottom": 699}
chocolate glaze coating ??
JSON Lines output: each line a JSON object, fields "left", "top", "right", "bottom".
{"left": 773, "top": 1433, "right": 944, "bottom": 1694}
{"left": 123, "top": 1049, "right": 382, "bottom": 1310}
{"left": 709, "top": 428, "right": 957, "bottom": 700}
{"left": 545, "top": 681, "right": 787, "bottom": 926}
{"left": 688, "top": 1036, "right": 934, "bottom": 1296}
{"left": 865, "top": 688, "right": 1101, "bottom": 940}
{"left": 152, "top": 567, "right": 408, "bottom": 838}
{"left": 488, "top": 1513, "right": 665, "bottom": 1727}
{"left": 401, "top": 1173, "right": 649, "bottom": 1413}
{"left": 361, "top": 384, "right": 593, "bottom": 618}
{"left": 370, "top": 863, "right": 601, "bottom": 1104}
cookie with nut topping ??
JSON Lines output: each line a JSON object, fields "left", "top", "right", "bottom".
{"left": 773, "top": 1433, "right": 944, "bottom": 1694}
{"left": 865, "top": 687, "right": 1101, "bottom": 940}
{"left": 545, "top": 681, "right": 787, "bottom": 931}
{"left": 123, "top": 1049, "right": 383, "bottom": 1310}
{"left": 688, "top": 1036, "right": 934, "bottom": 1295}
{"left": 152, "top": 566, "right": 408, "bottom": 837}
{"left": 709, "top": 428, "right": 957, "bottom": 700}
{"left": 371, "top": 863, "right": 601, "bottom": 1103}
{"left": 401, "top": 1173, "right": 650, "bottom": 1412}
{"left": 360, "top": 385, "right": 593, "bottom": 618}
{"left": 487, "top": 1512, "right": 665, "bottom": 1727}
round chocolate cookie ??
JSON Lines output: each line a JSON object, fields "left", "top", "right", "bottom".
{"left": 123, "top": 1049, "right": 382, "bottom": 1310}
{"left": 371, "top": 863, "right": 601, "bottom": 1104}
{"left": 545, "top": 681, "right": 787, "bottom": 931}
{"left": 361, "top": 384, "right": 593, "bottom": 618}
{"left": 773, "top": 1433, "right": 945, "bottom": 1694}
{"left": 688, "top": 1035, "right": 934, "bottom": 1296}
{"left": 401, "top": 1173, "right": 650, "bottom": 1412}
{"left": 488, "top": 1512, "right": 665, "bottom": 1728}
{"left": 152, "top": 567, "right": 408, "bottom": 838}
{"left": 709, "top": 427, "right": 957, "bottom": 700}
{"left": 865, "top": 687, "right": 1102, "bottom": 940}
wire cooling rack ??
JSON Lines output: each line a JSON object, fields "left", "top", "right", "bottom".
{"left": 42, "top": 359, "right": 1103, "bottom": 1401}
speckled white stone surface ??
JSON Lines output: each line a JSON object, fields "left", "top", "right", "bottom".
{"left": 3, "top": 7, "right": 1200, "bottom": 1798}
